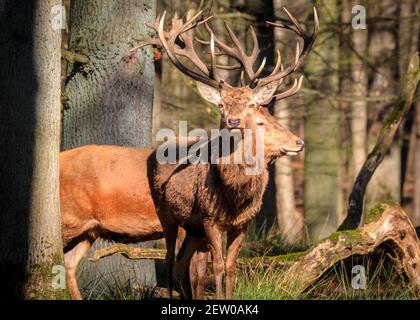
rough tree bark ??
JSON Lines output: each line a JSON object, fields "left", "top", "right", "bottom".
{"left": 304, "top": 1, "right": 342, "bottom": 243}
{"left": 339, "top": 53, "right": 420, "bottom": 230}
{"left": 0, "top": 0, "right": 69, "bottom": 299}
{"left": 62, "top": 0, "right": 157, "bottom": 297}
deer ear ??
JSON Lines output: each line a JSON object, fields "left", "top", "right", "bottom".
{"left": 253, "top": 84, "right": 277, "bottom": 106}
{"left": 196, "top": 82, "right": 222, "bottom": 105}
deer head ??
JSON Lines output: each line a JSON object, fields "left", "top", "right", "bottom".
{"left": 136, "top": 7, "right": 319, "bottom": 157}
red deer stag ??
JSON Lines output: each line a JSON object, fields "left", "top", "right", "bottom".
{"left": 60, "top": 10, "right": 252, "bottom": 300}
{"left": 140, "top": 8, "right": 319, "bottom": 299}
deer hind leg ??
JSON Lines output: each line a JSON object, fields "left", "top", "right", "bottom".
{"left": 176, "top": 233, "right": 205, "bottom": 299}
{"left": 204, "top": 222, "right": 224, "bottom": 299}
{"left": 159, "top": 217, "right": 178, "bottom": 299}
{"left": 64, "top": 238, "right": 93, "bottom": 300}
{"left": 190, "top": 248, "right": 208, "bottom": 299}
{"left": 225, "top": 229, "right": 245, "bottom": 299}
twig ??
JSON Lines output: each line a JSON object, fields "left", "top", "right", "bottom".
{"left": 61, "top": 49, "right": 89, "bottom": 64}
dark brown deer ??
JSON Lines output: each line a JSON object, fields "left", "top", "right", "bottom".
{"left": 138, "top": 8, "right": 319, "bottom": 299}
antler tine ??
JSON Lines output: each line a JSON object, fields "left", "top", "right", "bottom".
{"left": 250, "top": 57, "right": 266, "bottom": 85}
{"left": 225, "top": 23, "right": 257, "bottom": 80}
{"left": 157, "top": 11, "right": 221, "bottom": 88}
{"left": 257, "top": 7, "right": 319, "bottom": 87}
{"left": 272, "top": 75, "right": 304, "bottom": 100}
{"left": 209, "top": 33, "right": 222, "bottom": 84}
{"left": 249, "top": 26, "right": 259, "bottom": 61}
{"left": 282, "top": 7, "right": 307, "bottom": 36}
{"left": 240, "top": 71, "right": 246, "bottom": 87}
{"left": 270, "top": 49, "right": 282, "bottom": 76}
{"left": 201, "top": 22, "right": 263, "bottom": 86}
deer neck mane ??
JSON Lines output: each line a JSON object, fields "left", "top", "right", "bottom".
{"left": 212, "top": 157, "right": 269, "bottom": 204}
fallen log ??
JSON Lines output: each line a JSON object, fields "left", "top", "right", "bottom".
{"left": 89, "top": 245, "right": 166, "bottom": 262}
{"left": 90, "top": 244, "right": 297, "bottom": 268}
{"left": 282, "top": 201, "right": 420, "bottom": 296}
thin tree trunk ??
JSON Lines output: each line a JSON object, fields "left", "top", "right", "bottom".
{"left": 152, "top": 56, "right": 162, "bottom": 147}
{"left": 350, "top": 0, "right": 368, "bottom": 181}
{"left": 245, "top": 0, "right": 276, "bottom": 237}
{"left": 63, "top": 0, "right": 157, "bottom": 297}
{"left": 275, "top": 102, "right": 302, "bottom": 244}
{"left": 304, "top": 1, "right": 341, "bottom": 243}
{"left": 0, "top": 0, "right": 69, "bottom": 299}
{"left": 413, "top": 0, "right": 420, "bottom": 225}
{"left": 339, "top": 53, "right": 420, "bottom": 230}
{"left": 272, "top": 0, "right": 302, "bottom": 244}
{"left": 365, "top": 0, "right": 400, "bottom": 211}
{"left": 415, "top": 101, "right": 420, "bottom": 226}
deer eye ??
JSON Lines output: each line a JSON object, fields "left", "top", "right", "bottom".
{"left": 248, "top": 103, "right": 256, "bottom": 108}
{"left": 218, "top": 104, "right": 224, "bottom": 109}
{"left": 256, "top": 121, "right": 266, "bottom": 126}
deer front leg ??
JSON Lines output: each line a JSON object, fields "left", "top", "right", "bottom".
{"left": 190, "top": 248, "right": 209, "bottom": 299}
{"left": 225, "top": 229, "right": 245, "bottom": 299}
{"left": 176, "top": 232, "right": 205, "bottom": 299}
{"left": 204, "top": 221, "right": 224, "bottom": 299}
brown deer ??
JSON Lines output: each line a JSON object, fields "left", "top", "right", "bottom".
{"left": 61, "top": 146, "right": 161, "bottom": 300}
{"left": 139, "top": 8, "right": 319, "bottom": 299}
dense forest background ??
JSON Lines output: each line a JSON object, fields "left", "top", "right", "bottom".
{"left": 0, "top": 0, "right": 419, "bottom": 300}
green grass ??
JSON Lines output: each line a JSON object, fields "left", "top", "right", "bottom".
{"left": 76, "top": 233, "right": 419, "bottom": 300}
{"left": 233, "top": 252, "right": 419, "bottom": 300}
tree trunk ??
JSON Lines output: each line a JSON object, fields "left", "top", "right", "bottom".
{"left": 63, "top": 0, "right": 157, "bottom": 297}
{"left": 245, "top": 0, "right": 277, "bottom": 237}
{"left": 414, "top": 0, "right": 420, "bottom": 225}
{"left": 349, "top": 0, "right": 368, "bottom": 182}
{"left": 272, "top": 0, "right": 302, "bottom": 245}
{"left": 0, "top": 0, "right": 69, "bottom": 299}
{"left": 304, "top": 1, "right": 341, "bottom": 243}
{"left": 415, "top": 101, "right": 420, "bottom": 226}
{"left": 339, "top": 53, "right": 420, "bottom": 230}
{"left": 275, "top": 101, "right": 302, "bottom": 244}
{"left": 365, "top": 1, "right": 400, "bottom": 212}
{"left": 402, "top": 0, "right": 420, "bottom": 226}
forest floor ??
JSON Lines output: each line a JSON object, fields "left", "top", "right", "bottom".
{"left": 80, "top": 235, "right": 420, "bottom": 300}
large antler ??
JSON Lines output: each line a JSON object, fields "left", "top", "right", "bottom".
{"left": 256, "top": 7, "right": 319, "bottom": 100}
{"left": 131, "top": 9, "right": 226, "bottom": 89}
{"left": 132, "top": 7, "right": 319, "bottom": 100}
{"left": 198, "top": 23, "right": 266, "bottom": 86}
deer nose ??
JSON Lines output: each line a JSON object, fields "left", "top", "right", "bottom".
{"left": 296, "top": 139, "right": 305, "bottom": 150}
{"left": 227, "top": 118, "right": 241, "bottom": 128}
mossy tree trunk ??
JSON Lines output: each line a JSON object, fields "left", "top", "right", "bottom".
{"left": 62, "top": 0, "right": 157, "bottom": 296}
{"left": 365, "top": 1, "right": 400, "bottom": 212}
{"left": 304, "top": 1, "right": 342, "bottom": 243}
{"left": 339, "top": 53, "right": 420, "bottom": 230}
{"left": 0, "top": 0, "right": 69, "bottom": 299}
